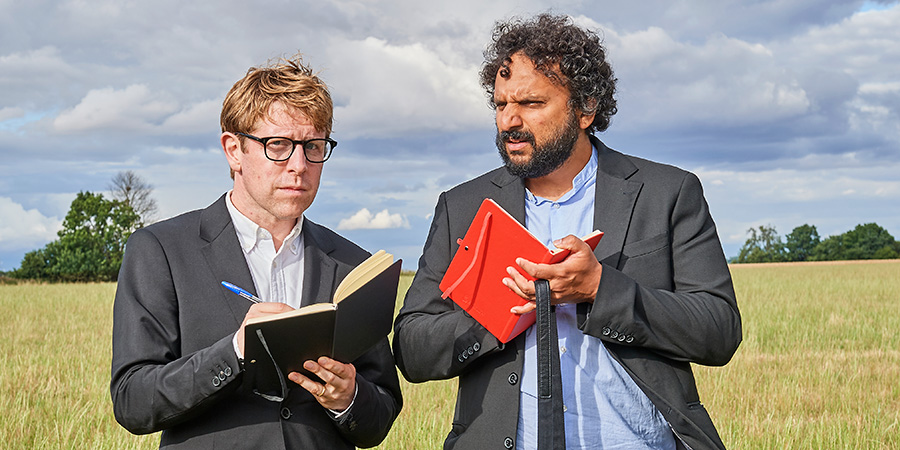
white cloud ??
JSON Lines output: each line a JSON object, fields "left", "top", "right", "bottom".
{"left": 161, "top": 99, "right": 222, "bottom": 134}
{"left": 0, "top": 107, "right": 24, "bottom": 122}
{"left": 326, "top": 36, "right": 491, "bottom": 138}
{"left": 337, "top": 208, "right": 410, "bottom": 230}
{"left": 607, "top": 26, "right": 812, "bottom": 130}
{"left": 53, "top": 84, "right": 178, "bottom": 133}
{"left": 0, "top": 197, "right": 62, "bottom": 251}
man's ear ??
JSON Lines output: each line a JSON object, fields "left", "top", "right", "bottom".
{"left": 222, "top": 132, "right": 242, "bottom": 174}
{"left": 578, "top": 111, "right": 596, "bottom": 130}
{"left": 578, "top": 99, "right": 598, "bottom": 130}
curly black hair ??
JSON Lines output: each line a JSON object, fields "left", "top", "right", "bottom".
{"left": 480, "top": 13, "right": 618, "bottom": 133}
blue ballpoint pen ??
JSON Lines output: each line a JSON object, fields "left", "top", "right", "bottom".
{"left": 221, "top": 281, "right": 263, "bottom": 303}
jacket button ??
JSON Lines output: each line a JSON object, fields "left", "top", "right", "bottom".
{"left": 626, "top": 336, "right": 634, "bottom": 343}
{"left": 280, "top": 407, "right": 292, "bottom": 420}
{"left": 617, "top": 334, "right": 626, "bottom": 342}
{"left": 473, "top": 342, "right": 481, "bottom": 351}
{"left": 218, "top": 370, "right": 227, "bottom": 381}
{"left": 224, "top": 366, "right": 233, "bottom": 376}
{"left": 458, "top": 355, "right": 465, "bottom": 363}
{"left": 212, "top": 377, "right": 221, "bottom": 387}
{"left": 508, "top": 372, "right": 518, "bottom": 385}
{"left": 602, "top": 327, "right": 611, "bottom": 336}
{"left": 504, "top": 437, "right": 514, "bottom": 448}
{"left": 610, "top": 331, "right": 619, "bottom": 339}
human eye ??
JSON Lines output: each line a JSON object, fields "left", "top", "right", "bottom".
{"left": 304, "top": 140, "right": 327, "bottom": 159}
{"left": 265, "top": 138, "right": 293, "bottom": 158}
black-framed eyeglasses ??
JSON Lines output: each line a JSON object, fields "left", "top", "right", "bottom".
{"left": 236, "top": 132, "right": 336, "bottom": 163}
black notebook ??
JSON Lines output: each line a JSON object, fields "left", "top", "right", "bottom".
{"left": 243, "top": 250, "right": 401, "bottom": 393}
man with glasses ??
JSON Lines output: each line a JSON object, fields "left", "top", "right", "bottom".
{"left": 111, "top": 55, "right": 402, "bottom": 449}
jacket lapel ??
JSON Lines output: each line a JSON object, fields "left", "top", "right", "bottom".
{"left": 490, "top": 169, "right": 527, "bottom": 224}
{"left": 199, "top": 194, "right": 256, "bottom": 325}
{"left": 591, "top": 137, "right": 642, "bottom": 269}
{"left": 299, "top": 219, "right": 338, "bottom": 307}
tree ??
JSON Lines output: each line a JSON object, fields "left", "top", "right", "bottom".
{"left": 784, "top": 224, "right": 820, "bottom": 262}
{"left": 843, "top": 223, "right": 896, "bottom": 260}
{"left": 810, "top": 223, "right": 899, "bottom": 261}
{"left": 735, "top": 225, "right": 786, "bottom": 263}
{"left": 810, "top": 235, "right": 845, "bottom": 261}
{"left": 109, "top": 170, "right": 158, "bottom": 229}
{"left": 12, "top": 192, "right": 139, "bottom": 282}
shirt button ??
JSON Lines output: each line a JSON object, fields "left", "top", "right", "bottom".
{"left": 560, "top": 346, "right": 567, "bottom": 354}
{"left": 552, "top": 203, "right": 560, "bottom": 209}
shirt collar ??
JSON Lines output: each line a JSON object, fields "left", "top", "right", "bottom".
{"left": 525, "top": 144, "right": 599, "bottom": 205}
{"left": 225, "top": 190, "right": 304, "bottom": 254}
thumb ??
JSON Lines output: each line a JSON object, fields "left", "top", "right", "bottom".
{"left": 553, "top": 234, "right": 587, "bottom": 252}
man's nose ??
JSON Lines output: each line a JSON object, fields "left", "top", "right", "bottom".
{"left": 285, "top": 146, "right": 309, "bottom": 172}
{"left": 496, "top": 105, "right": 523, "bottom": 131}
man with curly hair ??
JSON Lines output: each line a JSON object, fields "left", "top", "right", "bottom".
{"left": 111, "top": 55, "right": 402, "bottom": 449}
{"left": 394, "top": 14, "right": 741, "bottom": 450}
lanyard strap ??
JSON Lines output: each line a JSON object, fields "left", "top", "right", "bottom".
{"left": 535, "top": 279, "right": 566, "bottom": 449}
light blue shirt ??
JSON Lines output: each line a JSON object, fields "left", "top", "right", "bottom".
{"left": 516, "top": 147, "right": 676, "bottom": 450}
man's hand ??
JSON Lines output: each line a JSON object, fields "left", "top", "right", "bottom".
{"left": 289, "top": 357, "right": 357, "bottom": 412}
{"left": 236, "top": 302, "right": 295, "bottom": 355}
{"left": 503, "top": 234, "right": 603, "bottom": 315}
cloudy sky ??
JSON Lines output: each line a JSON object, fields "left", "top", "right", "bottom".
{"left": 1, "top": 0, "right": 899, "bottom": 271}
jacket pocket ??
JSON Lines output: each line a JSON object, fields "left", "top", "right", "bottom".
{"left": 623, "top": 232, "right": 669, "bottom": 258}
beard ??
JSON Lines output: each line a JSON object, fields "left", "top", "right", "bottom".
{"left": 495, "top": 110, "right": 580, "bottom": 179}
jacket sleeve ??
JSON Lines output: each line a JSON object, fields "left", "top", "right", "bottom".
{"left": 393, "top": 192, "right": 504, "bottom": 383}
{"left": 110, "top": 228, "right": 243, "bottom": 434}
{"left": 582, "top": 171, "right": 742, "bottom": 366}
{"left": 332, "top": 338, "right": 403, "bottom": 447}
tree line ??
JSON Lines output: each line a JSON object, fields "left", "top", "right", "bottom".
{"left": 6, "top": 171, "right": 158, "bottom": 282}
{"left": 4, "top": 171, "right": 897, "bottom": 280}
{"left": 732, "top": 223, "right": 900, "bottom": 264}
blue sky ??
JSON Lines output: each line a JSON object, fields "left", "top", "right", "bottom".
{"left": 1, "top": 0, "right": 899, "bottom": 271}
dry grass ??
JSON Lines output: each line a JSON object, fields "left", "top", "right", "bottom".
{"left": 1, "top": 260, "right": 898, "bottom": 448}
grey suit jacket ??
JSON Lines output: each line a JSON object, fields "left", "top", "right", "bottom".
{"left": 393, "top": 138, "right": 741, "bottom": 450}
{"left": 111, "top": 195, "right": 402, "bottom": 449}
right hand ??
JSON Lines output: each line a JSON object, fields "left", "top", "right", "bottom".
{"left": 236, "top": 302, "right": 295, "bottom": 355}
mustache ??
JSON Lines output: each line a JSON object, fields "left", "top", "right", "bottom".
{"left": 497, "top": 129, "right": 535, "bottom": 145}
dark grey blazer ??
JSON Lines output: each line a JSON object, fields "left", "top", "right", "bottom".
{"left": 393, "top": 137, "right": 741, "bottom": 450}
{"left": 111, "top": 195, "right": 402, "bottom": 449}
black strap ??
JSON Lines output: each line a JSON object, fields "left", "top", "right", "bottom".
{"left": 253, "top": 328, "right": 287, "bottom": 403}
{"left": 535, "top": 279, "right": 566, "bottom": 449}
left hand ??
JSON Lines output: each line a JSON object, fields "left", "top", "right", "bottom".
{"left": 503, "top": 234, "right": 603, "bottom": 315}
{"left": 288, "top": 357, "right": 357, "bottom": 412}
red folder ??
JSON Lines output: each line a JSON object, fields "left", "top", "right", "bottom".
{"left": 439, "top": 198, "right": 603, "bottom": 343}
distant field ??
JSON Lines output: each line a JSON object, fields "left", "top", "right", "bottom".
{"left": 0, "top": 260, "right": 897, "bottom": 449}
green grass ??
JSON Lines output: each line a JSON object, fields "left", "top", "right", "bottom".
{"left": 1, "top": 261, "right": 898, "bottom": 449}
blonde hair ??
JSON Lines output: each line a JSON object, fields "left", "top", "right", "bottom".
{"left": 221, "top": 53, "right": 333, "bottom": 136}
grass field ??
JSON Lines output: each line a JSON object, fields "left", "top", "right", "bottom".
{"left": 1, "top": 260, "right": 898, "bottom": 449}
